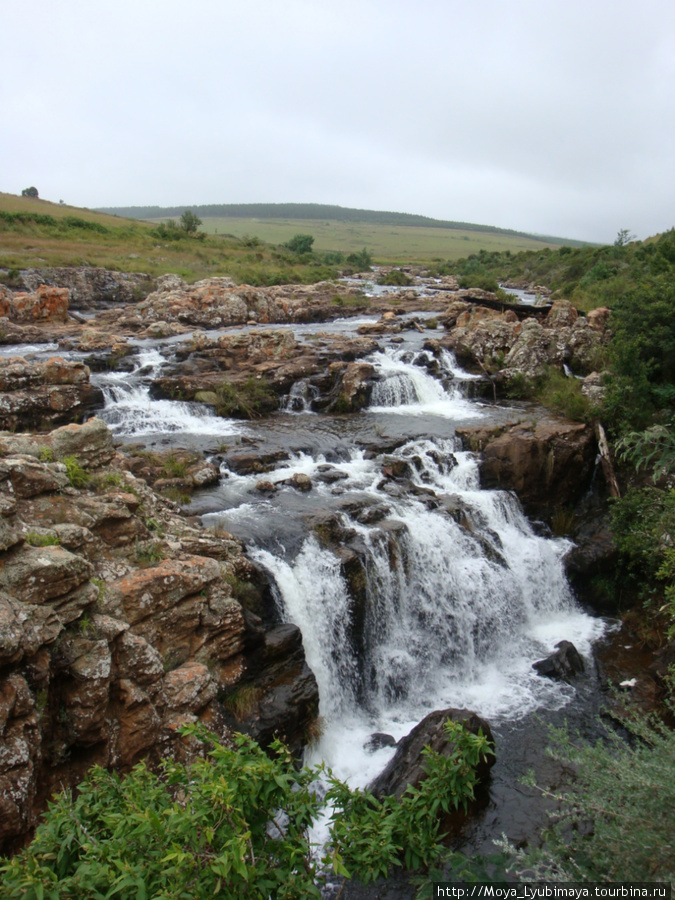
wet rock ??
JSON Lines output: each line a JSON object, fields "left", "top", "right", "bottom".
{"left": 224, "top": 624, "right": 319, "bottom": 756}
{"left": 332, "top": 362, "right": 374, "bottom": 413}
{"left": 364, "top": 732, "right": 397, "bottom": 753}
{"left": 288, "top": 472, "right": 312, "bottom": 492}
{"left": 256, "top": 480, "right": 277, "bottom": 493}
{"left": 369, "top": 707, "right": 495, "bottom": 801}
{"left": 533, "top": 640, "right": 585, "bottom": 680}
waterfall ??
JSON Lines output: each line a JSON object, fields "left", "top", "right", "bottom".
{"left": 94, "top": 347, "right": 241, "bottom": 438}
{"left": 368, "top": 346, "right": 482, "bottom": 418}
{"left": 251, "top": 435, "right": 604, "bottom": 785}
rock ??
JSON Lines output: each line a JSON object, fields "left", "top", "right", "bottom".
{"left": 581, "top": 371, "right": 607, "bottom": 405}
{"left": 19, "top": 267, "right": 153, "bottom": 310}
{"left": 0, "top": 418, "right": 320, "bottom": 851}
{"left": 533, "top": 640, "right": 585, "bottom": 680}
{"left": 364, "top": 732, "right": 397, "bottom": 753}
{"left": 256, "top": 480, "right": 277, "bottom": 493}
{"left": 369, "top": 707, "right": 495, "bottom": 801}
{"left": 333, "top": 362, "right": 374, "bottom": 412}
{"left": 288, "top": 472, "right": 312, "bottom": 492}
{"left": 457, "top": 419, "right": 596, "bottom": 520}
{"left": 0, "top": 595, "right": 63, "bottom": 666}
{"left": 224, "top": 624, "right": 319, "bottom": 756}
{"left": 6, "top": 285, "right": 70, "bottom": 324}
{"left": 0, "top": 357, "right": 103, "bottom": 431}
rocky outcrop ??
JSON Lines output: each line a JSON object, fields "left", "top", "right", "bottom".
{"left": 456, "top": 418, "right": 597, "bottom": 519}
{"left": 19, "top": 267, "right": 154, "bottom": 310}
{"left": 0, "top": 284, "right": 70, "bottom": 325}
{"left": 102, "top": 278, "right": 368, "bottom": 333}
{"left": 0, "top": 357, "right": 103, "bottom": 432}
{"left": 533, "top": 640, "right": 585, "bottom": 680}
{"left": 0, "top": 419, "right": 318, "bottom": 851}
{"left": 442, "top": 299, "right": 608, "bottom": 382}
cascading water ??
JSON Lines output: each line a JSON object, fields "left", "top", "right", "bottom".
{"left": 243, "top": 345, "right": 604, "bottom": 791}
{"left": 368, "top": 346, "right": 482, "bottom": 418}
{"left": 94, "top": 346, "right": 241, "bottom": 438}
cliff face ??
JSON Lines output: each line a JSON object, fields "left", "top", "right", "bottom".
{"left": 0, "top": 417, "right": 318, "bottom": 852}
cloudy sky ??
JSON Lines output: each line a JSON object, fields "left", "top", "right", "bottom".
{"left": 3, "top": 0, "right": 674, "bottom": 243}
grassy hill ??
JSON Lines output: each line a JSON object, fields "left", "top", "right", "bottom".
{"left": 97, "top": 202, "right": 588, "bottom": 261}
{"left": 0, "top": 192, "right": 340, "bottom": 284}
{"left": 1, "top": 192, "right": 588, "bottom": 281}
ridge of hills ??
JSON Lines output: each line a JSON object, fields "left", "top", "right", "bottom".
{"left": 96, "top": 201, "right": 587, "bottom": 247}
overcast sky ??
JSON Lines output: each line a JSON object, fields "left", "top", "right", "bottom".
{"left": 3, "top": 0, "right": 674, "bottom": 243}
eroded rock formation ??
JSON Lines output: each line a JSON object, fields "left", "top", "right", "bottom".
{"left": 0, "top": 418, "right": 318, "bottom": 851}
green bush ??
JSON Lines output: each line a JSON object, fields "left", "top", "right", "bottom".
{"left": 377, "top": 269, "right": 413, "bottom": 287}
{"left": 0, "top": 722, "right": 494, "bottom": 899}
{"left": 535, "top": 368, "right": 592, "bottom": 421}
{"left": 215, "top": 376, "right": 276, "bottom": 419}
{"left": 504, "top": 712, "right": 675, "bottom": 883}
{"left": 62, "top": 455, "right": 89, "bottom": 488}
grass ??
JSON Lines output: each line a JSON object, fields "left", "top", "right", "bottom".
{"left": 1, "top": 192, "right": 571, "bottom": 281}
{"left": 25, "top": 531, "right": 61, "bottom": 547}
{"left": 160, "top": 215, "right": 564, "bottom": 262}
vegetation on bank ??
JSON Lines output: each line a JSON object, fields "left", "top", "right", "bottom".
{"left": 0, "top": 722, "right": 494, "bottom": 899}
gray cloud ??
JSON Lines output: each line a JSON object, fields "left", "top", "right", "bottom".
{"left": 3, "top": 0, "right": 674, "bottom": 242}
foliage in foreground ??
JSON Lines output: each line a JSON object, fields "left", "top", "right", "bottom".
{"left": 502, "top": 710, "right": 675, "bottom": 884}
{"left": 0, "top": 722, "right": 493, "bottom": 899}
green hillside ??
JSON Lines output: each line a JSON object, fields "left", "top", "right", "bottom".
{"left": 97, "top": 202, "right": 589, "bottom": 260}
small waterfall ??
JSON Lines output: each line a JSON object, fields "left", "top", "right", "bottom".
{"left": 94, "top": 347, "right": 241, "bottom": 438}
{"left": 283, "top": 378, "right": 319, "bottom": 413}
{"left": 368, "top": 346, "right": 482, "bottom": 418}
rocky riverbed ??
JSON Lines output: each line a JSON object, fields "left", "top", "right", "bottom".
{"left": 0, "top": 265, "right": 657, "bottom": 873}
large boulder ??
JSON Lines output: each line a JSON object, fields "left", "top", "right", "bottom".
{"left": 457, "top": 419, "right": 597, "bottom": 519}
{"left": 369, "top": 707, "right": 495, "bottom": 801}
{"left": 5, "top": 285, "right": 70, "bottom": 324}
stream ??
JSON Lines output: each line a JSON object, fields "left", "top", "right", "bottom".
{"left": 9, "top": 312, "right": 609, "bottom": 877}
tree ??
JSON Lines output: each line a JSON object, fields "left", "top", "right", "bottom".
{"left": 21, "top": 186, "right": 38, "bottom": 198}
{"left": 614, "top": 228, "right": 636, "bottom": 247}
{"left": 284, "top": 234, "right": 314, "bottom": 254}
{"left": 180, "top": 209, "right": 202, "bottom": 234}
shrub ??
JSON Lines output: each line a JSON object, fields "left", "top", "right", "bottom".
{"left": 0, "top": 722, "right": 494, "bottom": 898}
{"left": 503, "top": 712, "right": 675, "bottom": 883}
{"left": 61, "top": 455, "right": 89, "bottom": 488}
{"left": 284, "top": 234, "right": 314, "bottom": 254}
{"left": 377, "top": 269, "right": 413, "bottom": 287}
{"left": 215, "top": 376, "right": 276, "bottom": 419}
{"left": 535, "top": 368, "right": 592, "bottom": 421}
{"left": 24, "top": 531, "right": 60, "bottom": 547}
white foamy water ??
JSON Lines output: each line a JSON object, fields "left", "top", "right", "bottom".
{"left": 251, "top": 436, "right": 604, "bottom": 791}
{"left": 368, "top": 346, "right": 483, "bottom": 418}
{"left": 94, "top": 348, "right": 242, "bottom": 438}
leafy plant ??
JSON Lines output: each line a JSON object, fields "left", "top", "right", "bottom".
{"left": 615, "top": 421, "right": 675, "bottom": 482}
{"left": 38, "top": 446, "right": 55, "bottom": 463}
{"left": 61, "top": 455, "right": 89, "bottom": 488}
{"left": 326, "top": 720, "right": 494, "bottom": 883}
{"left": 0, "top": 721, "right": 494, "bottom": 898}
{"left": 502, "top": 712, "right": 675, "bottom": 883}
